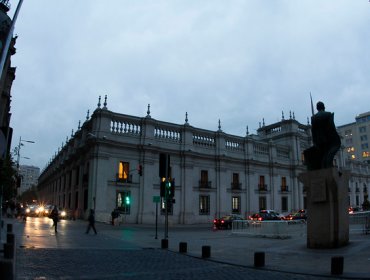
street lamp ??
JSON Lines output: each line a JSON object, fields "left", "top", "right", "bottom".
{"left": 15, "top": 136, "right": 35, "bottom": 169}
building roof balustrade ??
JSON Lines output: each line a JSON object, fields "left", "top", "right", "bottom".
{"left": 154, "top": 126, "right": 181, "bottom": 143}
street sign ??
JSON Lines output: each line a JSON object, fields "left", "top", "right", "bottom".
{"left": 153, "top": 196, "right": 160, "bottom": 203}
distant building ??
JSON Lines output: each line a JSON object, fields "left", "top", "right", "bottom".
{"left": 337, "top": 111, "right": 370, "bottom": 163}
{"left": 19, "top": 165, "right": 40, "bottom": 194}
{"left": 37, "top": 97, "right": 370, "bottom": 224}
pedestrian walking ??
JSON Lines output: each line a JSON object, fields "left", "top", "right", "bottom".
{"left": 50, "top": 205, "right": 59, "bottom": 233}
{"left": 86, "top": 209, "right": 97, "bottom": 235}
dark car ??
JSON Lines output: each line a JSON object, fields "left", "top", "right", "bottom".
{"left": 249, "top": 212, "right": 281, "bottom": 221}
{"left": 213, "top": 215, "right": 244, "bottom": 229}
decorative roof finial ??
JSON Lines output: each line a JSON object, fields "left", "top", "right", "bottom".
{"left": 218, "top": 119, "right": 222, "bottom": 131}
{"left": 71, "top": 129, "right": 74, "bottom": 137}
{"left": 307, "top": 117, "right": 310, "bottom": 125}
{"left": 185, "top": 112, "right": 189, "bottom": 125}
{"left": 97, "top": 96, "right": 101, "bottom": 108}
{"left": 293, "top": 112, "right": 295, "bottom": 120}
{"left": 262, "top": 118, "right": 265, "bottom": 127}
{"left": 103, "top": 95, "right": 107, "bottom": 109}
{"left": 146, "top": 104, "right": 151, "bottom": 118}
{"left": 86, "top": 110, "right": 90, "bottom": 121}
{"left": 282, "top": 111, "right": 285, "bottom": 120}
{"left": 78, "top": 120, "right": 81, "bottom": 130}
{"left": 289, "top": 111, "right": 292, "bottom": 119}
{"left": 246, "top": 125, "right": 249, "bottom": 136}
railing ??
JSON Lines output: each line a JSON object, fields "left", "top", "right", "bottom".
{"left": 232, "top": 220, "right": 306, "bottom": 239}
{"left": 257, "top": 184, "right": 268, "bottom": 191}
{"left": 199, "top": 181, "right": 212, "bottom": 188}
{"left": 253, "top": 143, "right": 269, "bottom": 156}
{"left": 154, "top": 127, "right": 181, "bottom": 142}
{"left": 193, "top": 134, "right": 215, "bottom": 147}
{"left": 111, "top": 120, "right": 141, "bottom": 135}
{"left": 231, "top": 182, "right": 242, "bottom": 189}
{"left": 225, "top": 139, "right": 244, "bottom": 151}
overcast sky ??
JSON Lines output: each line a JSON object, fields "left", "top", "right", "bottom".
{"left": 9, "top": 0, "right": 370, "bottom": 170}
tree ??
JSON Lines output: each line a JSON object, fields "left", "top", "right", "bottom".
{"left": 0, "top": 156, "right": 17, "bottom": 201}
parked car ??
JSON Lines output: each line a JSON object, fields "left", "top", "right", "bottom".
{"left": 249, "top": 212, "right": 281, "bottom": 221}
{"left": 260, "top": 209, "right": 285, "bottom": 219}
{"left": 213, "top": 215, "right": 244, "bottom": 229}
{"left": 285, "top": 209, "right": 307, "bottom": 220}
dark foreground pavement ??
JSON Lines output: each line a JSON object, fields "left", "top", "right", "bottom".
{"left": 1, "top": 217, "right": 369, "bottom": 279}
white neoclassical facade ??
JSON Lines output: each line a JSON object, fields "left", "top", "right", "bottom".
{"left": 37, "top": 98, "right": 370, "bottom": 224}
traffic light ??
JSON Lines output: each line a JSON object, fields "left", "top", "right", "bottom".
{"left": 125, "top": 195, "right": 131, "bottom": 205}
{"left": 160, "top": 179, "right": 166, "bottom": 197}
{"left": 138, "top": 164, "right": 143, "bottom": 176}
{"left": 166, "top": 180, "right": 172, "bottom": 197}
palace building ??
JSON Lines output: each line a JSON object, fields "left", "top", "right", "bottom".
{"left": 37, "top": 97, "right": 370, "bottom": 224}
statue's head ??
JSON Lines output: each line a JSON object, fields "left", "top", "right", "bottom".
{"left": 316, "top": 101, "right": 325, "bottom": 111}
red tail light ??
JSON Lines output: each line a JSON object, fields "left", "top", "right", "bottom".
{"left": 258, "top": 217, "right": 262, "bottom": 221}
{"left": 221, "top": 220, "right": 225, "bottom": 223}
{"left": 213, "top": 219, "right": 217, "bottom": 223}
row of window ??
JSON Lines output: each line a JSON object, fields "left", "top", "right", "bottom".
{"left": 115, "top": 191, "right": 292, "bottom": 215}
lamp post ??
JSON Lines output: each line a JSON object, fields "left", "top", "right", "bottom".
{"left": 16, "top": 136, "right": 35, "bottom": 169}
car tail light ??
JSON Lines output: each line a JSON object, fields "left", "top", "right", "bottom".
{"left": 221, "top": 220, "right": 225, "bottom": 224}
{"left": 258, "top": 217, "right": 262, "bottom": 221}
{"left": 213, "top": 219, "right": 217, "bottom": 223}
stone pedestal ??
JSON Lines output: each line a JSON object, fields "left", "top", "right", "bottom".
{"left": 299, "top": 168, "right": 349, "bottom": 249}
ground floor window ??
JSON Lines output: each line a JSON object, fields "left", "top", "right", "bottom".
{"left": 281, "top": 196, "right": 288, "bottom": 212}
{"left": 259, "top": 196, "right": 266, "bottom": 210}
{"left": 199, "top": 195, "right": 210, "bottom": 215}
{"left": 232, "top": 196, "right": 241, "bottom": 214}
{"left": 117, "top": 191, "right": 131, "bottom": 214}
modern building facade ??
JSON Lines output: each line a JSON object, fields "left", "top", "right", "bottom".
{"left": 18, "top": 165, "right": 40, "bottom": 194}
{"left": 37, "top": 97, "right": 370, "bottom": 224}
{"left": 337, "top": 111, "right": 370, "bottom": 164}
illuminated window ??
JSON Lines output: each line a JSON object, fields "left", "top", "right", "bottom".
{"left": 351, "top": 155, "right": 356, "bottom": 159}
{"left": 232, "top": 196, "right": 241, "bottom": 214}
{"left": 363, "top": 152, "right": 370, "bottom": 158}
{"left": 118, "top": 162, "right": 130, "bottom": 181}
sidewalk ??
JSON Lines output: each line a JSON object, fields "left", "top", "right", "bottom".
{"left": 3, "top": 217, "right": 370, "bottom": 279}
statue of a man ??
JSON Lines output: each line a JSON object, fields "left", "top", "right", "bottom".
{"left": 304, "top": 102, "right": 341, "bottom": 170}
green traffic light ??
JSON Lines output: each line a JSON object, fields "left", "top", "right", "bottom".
{"left": 125, "top": 196, "right": 131, "bottom": 205}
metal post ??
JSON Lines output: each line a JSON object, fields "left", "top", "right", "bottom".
{"left": 155, "top": 201, "right": 158, "bottom": 239}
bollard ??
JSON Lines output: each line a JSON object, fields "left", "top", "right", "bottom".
{"left": 4, "top": 243, "right": 15, "bottom": 259}
{"left": 0, "top": 259, "right": 15, "bottom": 280}
{"left": 202, "top": 245, "right": 211, "bottom": 258}
{"left": 161, "top": 239, "right": 168, "bottom": 249}
{"left": 6, "top": 233, "right": 15, "bottom": 245}
{"left": 331, "top": 256, "right": 344, "bottom": 275}
{"left": 179, "top": 242, "right": 187, "bottom": 253}
{"left": 6, "top": 224, "right": 12, "bottom": 233}
{"left": 254, "top": 252, "right": 265, "bottom": 267}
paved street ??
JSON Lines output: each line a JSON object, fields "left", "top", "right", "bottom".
{"left": 1, "top": 217, "right": 369, "bottom": 279}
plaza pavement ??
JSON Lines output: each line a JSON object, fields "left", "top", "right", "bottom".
{"left": 1, "top": 217, "right": 370, "bottom": 279}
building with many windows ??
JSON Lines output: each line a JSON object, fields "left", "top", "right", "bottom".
{"left": 338, "top": 111, "right": 370, "bottom": 163}
{"left": 18, "top": 165, "right": 40, "bottom": 194}
{"left": 37, "top": 97, "right": 370, "bottom": 224}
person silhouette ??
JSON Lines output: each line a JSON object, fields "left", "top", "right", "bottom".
{"left": 86, "top": 209, "right": 97, "bottom": 235}
{"left": 50, "top": 205, "right": 59, "bottom": 233}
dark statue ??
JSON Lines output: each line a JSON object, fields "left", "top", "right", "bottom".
{"left": 304, "top": 102, "right": 341, "bottom": 170}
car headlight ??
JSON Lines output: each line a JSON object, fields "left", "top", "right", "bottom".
{"left": 26, "top": 208, "right": 30, "bottom": 213}
{"left": 61, "top": 211, "right": 66, "bottom": 217}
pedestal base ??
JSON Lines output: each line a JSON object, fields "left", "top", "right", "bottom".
{"left": 299, "top": 168, "right": 349, "bottom": 249}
